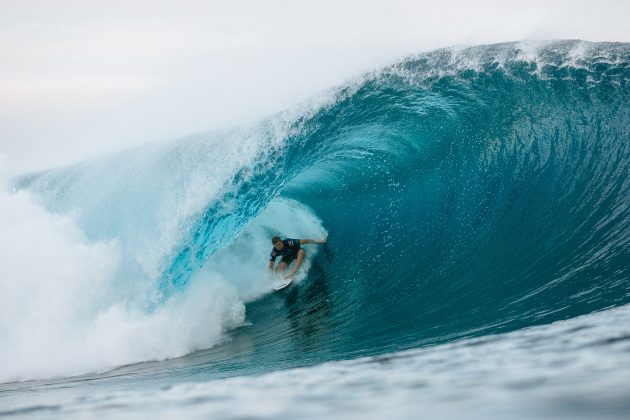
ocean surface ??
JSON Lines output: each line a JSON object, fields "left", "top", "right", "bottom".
{"left": 1, "top": 40, "right": 629, "bottom": 418}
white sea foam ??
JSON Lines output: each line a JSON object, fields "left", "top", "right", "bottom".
{"left": 0, "top": 149, "right": 327, "bottom": 383}
{"left": 0, "top": 160, "right": 247, "bottom": 382}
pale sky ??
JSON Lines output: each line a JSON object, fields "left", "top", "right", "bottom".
{"left": 1, "top": 0, "right": 629, "bottom": 173}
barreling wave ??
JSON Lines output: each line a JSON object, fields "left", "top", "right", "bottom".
{"left": 6, "top": 40, "right": 630, "bottom": 382}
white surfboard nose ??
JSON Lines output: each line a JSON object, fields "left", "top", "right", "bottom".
{"left": 273, "top": 279, "right": 293, "bottom": 291}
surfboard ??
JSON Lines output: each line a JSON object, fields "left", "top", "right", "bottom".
{"left": 273, "top": 278, "right": 293, "bottom": 291}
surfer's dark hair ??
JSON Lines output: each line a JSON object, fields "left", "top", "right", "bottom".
{"left": 272, "top": 236, "right": 282, "bottom": 245}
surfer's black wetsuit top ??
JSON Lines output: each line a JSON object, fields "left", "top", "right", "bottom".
{"left": 270, "top": 238, "right": 301, "bottom": 264}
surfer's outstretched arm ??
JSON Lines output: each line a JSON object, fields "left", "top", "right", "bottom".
{"left": 300, "top": 238, "right": 327, "bottom": 245}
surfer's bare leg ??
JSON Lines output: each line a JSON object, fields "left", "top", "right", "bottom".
{"left": 285, "top": 249, "right": 305, "bottom": 279}
{"left": 276, "top": 262, "right": 288, "bottom": 273}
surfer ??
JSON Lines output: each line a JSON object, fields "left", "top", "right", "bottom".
{"left": 268, "top": 236, "right": 327, "bottom": 279}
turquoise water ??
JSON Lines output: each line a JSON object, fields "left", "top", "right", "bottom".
{"left": 2, "top": 304, "right": 630, "bottom": 419}
{"left": 2, "top": 40, "right": 629, "bottom": 418}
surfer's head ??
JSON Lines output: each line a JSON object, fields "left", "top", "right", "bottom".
{"left": 272, "top": 236, "right": 284, "bottom": 250}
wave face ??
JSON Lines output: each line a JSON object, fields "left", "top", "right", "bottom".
{"left": 6, "top": 40, "right": 630, "bottom": 382}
